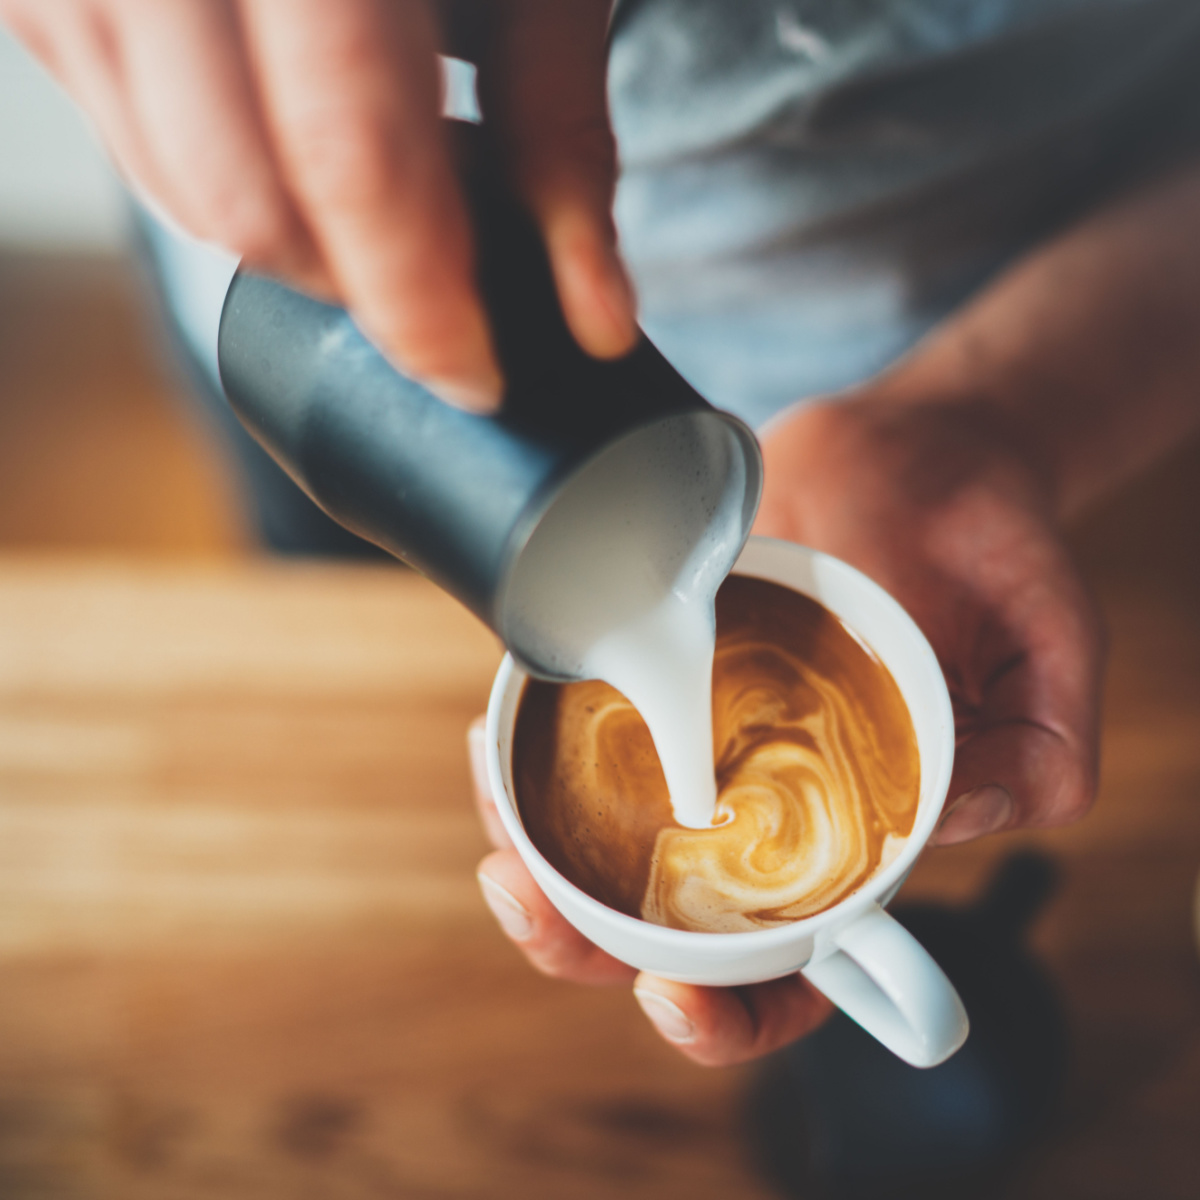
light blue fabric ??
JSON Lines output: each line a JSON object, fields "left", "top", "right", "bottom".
{"left": 140, "top": 210, "right": 237, "bottom": 392}
{"left": 149, "top": 1, "right": 1200, "bottom": 433}
{"left": 609, "top": 0, "right": 1200, "bottom": 426}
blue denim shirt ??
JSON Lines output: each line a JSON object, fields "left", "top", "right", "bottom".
{"left": 609, "top": 0, "right": 1200, "bottom": 425}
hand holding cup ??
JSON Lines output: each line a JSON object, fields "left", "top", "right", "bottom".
{"left": 476, "top": 538, "right": 969, "bottom": 1068}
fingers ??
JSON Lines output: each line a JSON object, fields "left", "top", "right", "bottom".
{"left": 633, "top": 973, "right": 833, "bottom": 1067}
{"left": 469, "top": 721, "right": 829, "bottom": 1061}
{"left": 476, "top": 838, "right": 833, "bottom": 1062}
{"left": 482, "top": 0, "right": 637, "bottom": 360}
{"left": 8, "top": 0, "right": 629, "bottom": 402}
{"left": 114, "top": 0, "right": 331, "bottom": 291}
{"left": 239, "top": 0, "right": 502, "bottom": 410}
{"left": 4, "top": 0, "right": 172, "bottom": 213}
{"left": 7, "top": 0, "right": 330, "bottom": 291}
{"left": 476, "top": 849, "right": 637, "bottom": 985}
{"left": 936, "top": 551, "right": 1105, "bottom": 845}
{"left": 468, "top": 718, "right": 632, "bottom": 984}
{"left": 937, "top": 719, "right": 1096, "bottom": 845}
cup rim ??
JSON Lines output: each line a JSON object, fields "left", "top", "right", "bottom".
{"left": 485, "top": 535, "right": 956, "bottom": 949}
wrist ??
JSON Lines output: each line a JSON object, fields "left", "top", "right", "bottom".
{"left": 768, "top": 386, "right": 1061, "bottom": 521}
{"left": 867, "top": 374, "right": 1081, "bottom": 522}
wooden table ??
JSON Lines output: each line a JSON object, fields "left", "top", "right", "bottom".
{"left": 0, "top": 549, "right": 1197, "bottom": 1199}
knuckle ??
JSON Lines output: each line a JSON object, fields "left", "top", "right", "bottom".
{"left": 527, "top": 946, "right": 579, "bottom": 982}
{"left": 524, "top": 935, "right": 602, "bottom": 983}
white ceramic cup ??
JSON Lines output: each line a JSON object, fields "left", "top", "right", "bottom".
{"left": 484, "top": 536, "right": 969, "bottom": 1068}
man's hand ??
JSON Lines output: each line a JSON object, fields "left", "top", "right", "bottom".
{"left": 464, "top": 386, "right": 1105, "bottom": 1063}
{"left": 461, "top": 158, "right": 1200, "bottom": 1065}
{"left": 0, "top": 0, "right": 637, "bottom": 410}
{"left": 467, "top": 717, "right": 835, "bottom": 1067}
{"left": 747, "top": 162, "right": 1200, "bottom": 844}
{"left": 757, "top": 393, "right": 1105, "bottom": 845}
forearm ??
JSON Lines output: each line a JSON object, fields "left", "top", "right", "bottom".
{"left": 870, "top": 160, "right": 1200, "bottom": 518}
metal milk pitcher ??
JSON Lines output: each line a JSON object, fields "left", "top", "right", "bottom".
{"left": 216, "top": 159, "right": 761, "bottom": 680}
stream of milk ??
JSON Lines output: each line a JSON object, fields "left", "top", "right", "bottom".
{"left": 581, "top": 588, "right": 719, "bottom": 828}
{"left": 501, "top": 414, "right": 750, "bottom": 829}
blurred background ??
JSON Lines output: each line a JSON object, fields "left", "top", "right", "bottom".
{"left": 0, "top": 26, "right": 1198, "bottom": 1200}
{"left": 0, "top": 28, "right": 246, "bottom": 555}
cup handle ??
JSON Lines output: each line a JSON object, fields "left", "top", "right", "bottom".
{"left": 800, "top": 904, "right": 969, "bottom": 1068}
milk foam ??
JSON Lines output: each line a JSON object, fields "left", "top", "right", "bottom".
{"left": 501, "top": 414, "right": 750, "bottom": 828}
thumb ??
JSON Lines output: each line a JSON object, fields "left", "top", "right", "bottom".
{"left": 480, "top": 0, "right": 637, "bottom": 360}
{"left": 935, "top": 721, "right": 1095, "bottom": 845}
{"left": 934, "top": 547, "right": 1104, "bottom": 846}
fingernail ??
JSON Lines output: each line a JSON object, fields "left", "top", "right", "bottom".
{"left": 477, "top": 873, "right": 533, "bottom": 940}
{"left": 935, "top": 785, "right": 1014, "bottom": 846}
{"left": 423, "top": 375, "right": 502, "bottom": 414}
{"left": 633, "top": 989, "right": 695, "bottom": 1043}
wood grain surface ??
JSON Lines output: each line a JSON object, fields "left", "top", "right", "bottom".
{"left": 0, "top": 561, "right": 780, "bottom": 1200}
{"left": 0, "top": 544, "right": 1195, "bottom": 1199}
{"left": 0, "top": 252, "right": 1197, "bottom": 1198}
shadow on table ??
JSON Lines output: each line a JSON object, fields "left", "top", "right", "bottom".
{"left": 747, "top": 852, "right": 1069, "bottom": 1200}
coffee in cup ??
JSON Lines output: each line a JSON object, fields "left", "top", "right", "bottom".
{"left": 487, "top": 538, "right": 967, "bottom": 1066}
{"left": 512, "top": 574, "right": 920, "bottom": 933}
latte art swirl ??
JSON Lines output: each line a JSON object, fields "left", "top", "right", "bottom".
{"left": 644, "top": 631, "right": 915, "bottom": 931}
{"left": 513, "top": 576, "right": 920, "bottom": 933}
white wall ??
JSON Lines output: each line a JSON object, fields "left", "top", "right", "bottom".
{"left": 0, "top": 28, "right": 127, "bottom": 252}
